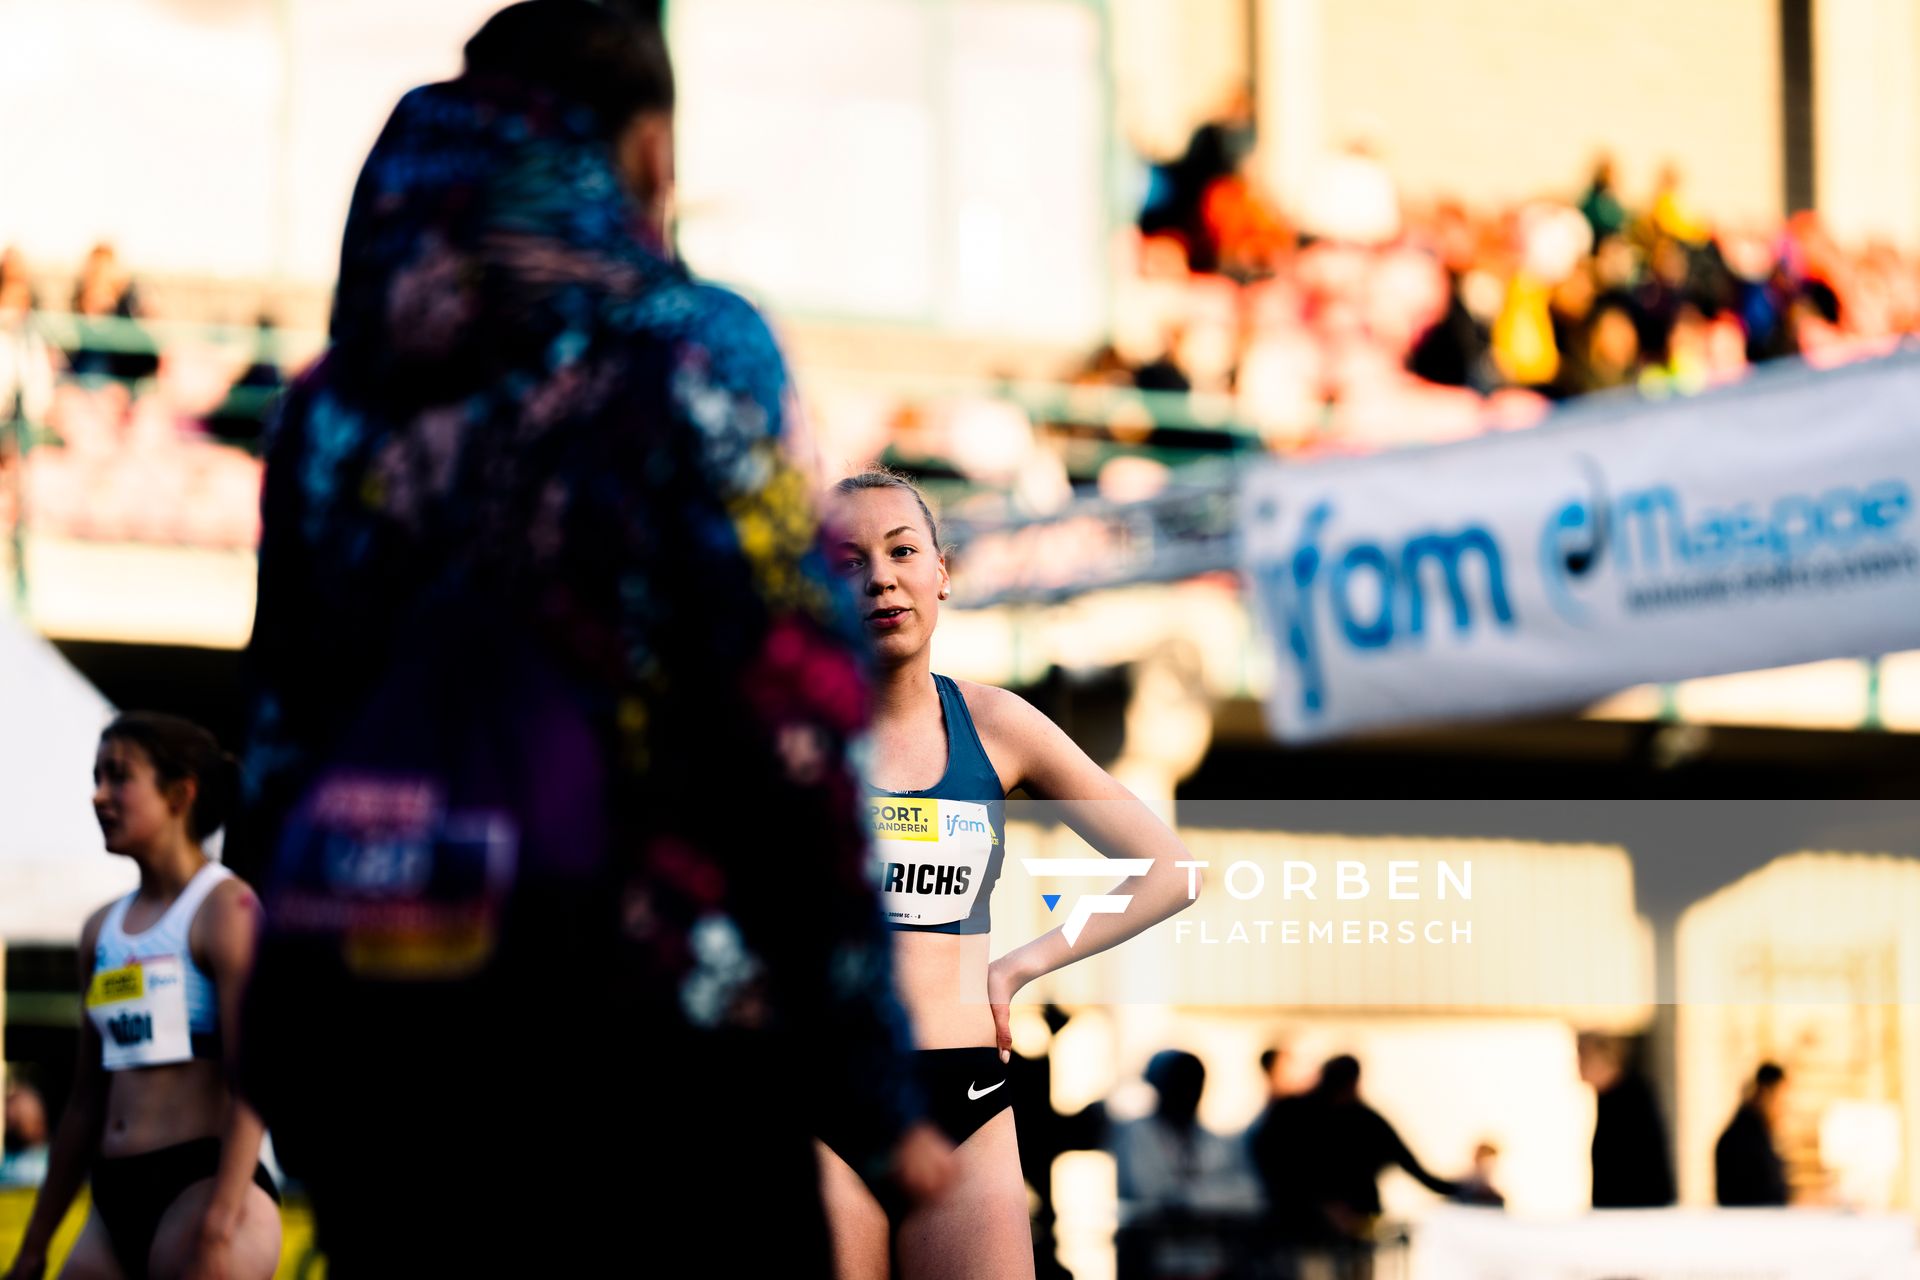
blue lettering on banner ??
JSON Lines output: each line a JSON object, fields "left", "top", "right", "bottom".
{"left": 1255, "top": 501, "right": 1515, "bottom": 717}
{"left": 1543, "top": 475, "right": 1914, "bottom": 624}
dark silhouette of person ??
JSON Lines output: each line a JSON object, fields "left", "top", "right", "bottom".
{"left": 1013, "top": 1004, "right": 1108, "bottom": 1280}
{"left": 1715, "top": 1063, "right": 1789, "bottom": 1207}
{"left": 1579, "top": 1032, "right": 1676, "bottom": 1208}
{"left": 1299, "top": 1056, "right": 1460, "bottom": 1239}
{"left": 1250, "top": 1043, "right": 1321, "bottom": 1246}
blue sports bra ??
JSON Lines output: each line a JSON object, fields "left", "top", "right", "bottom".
{"left": 867, "top": 674, "right": 1007, "bottom": 935}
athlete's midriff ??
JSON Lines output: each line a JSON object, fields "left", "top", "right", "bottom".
{"left": 100, "top": 1060, "right": 226, "bottom": 1159}
{"left": 893, "top": 931, "right": 996, "bottom": 1049}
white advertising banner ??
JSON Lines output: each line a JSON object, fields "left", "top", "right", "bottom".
{"left": 1241, "top": 352, "right": 1920, "bottom": 742}
{"left": 1413, "top": 1206, "right": 1918, "bottom": 1280}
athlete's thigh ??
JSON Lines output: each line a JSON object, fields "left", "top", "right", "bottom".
{"left": 145, "top": 1177, "right": 281, "bottom": 1280}
{"left": 55, "top": 1212, "right": 127, "bottom": 1280}
{"left": 816, "top": 1139, "right": 892, "bottom": 1280}
{"left": 896, "top": 1109, "right": 1033, "bottom": 1280}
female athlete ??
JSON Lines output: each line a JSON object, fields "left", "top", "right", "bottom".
{"left": 818, "top": 469, "right": 1200, "bottom": 1278}
{"left": 4, "top": 713, "right": 279, "bottom": 1280}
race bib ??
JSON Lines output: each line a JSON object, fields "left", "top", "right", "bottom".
{"left": 87, "top": 956, "right": 193, "bottom": 1070}
{"left": 869, "top": 797, "right": 995, "bottom": 927}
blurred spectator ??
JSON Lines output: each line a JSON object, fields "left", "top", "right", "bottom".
{"left": 203, "top": 314, "right": 287, "bottom": 446}
{"left": 1578, "top": 1032, "right": 1676, "bottom": 1208}
{"left": 1138, "top": 88, "right": 1257, "bottom": 275}
{"left": 1298, "top": 142, "right": 1401, "bottom": 247}
{"left": 69, "top": 242, "right": 157, "bottom": 383}
{"left": 0, "top": 250, "right": 56, "bottom": 436}
{"left": 1563, "top": 291, "right": 1646, "bottom": 396}
{"left": 1113, "top": 1049, "right": 1260, "bottom": 1279}
{"left": 1291, "top": 1055, "right": 1460, "bottom": 1243}
{"left": 70, "top": 242, "right": 140, "bottom": 319}
{"left": 1013, "top": 1005, "right": 1110, "bottom": 1280}
{"left": 1249, "top": 1045, "right": 1322, "bottom": 1248}
{"left": 1448, "top": 1141, "right": 1505, "bottom": 1208}
{"left": 1715, "top": 1062, "right": 1790, "bottom": 1207}
{"left": 1204, "top": 163, "right": 1294, "bottom": 282}
{"left": 1133, "top": 324, "right": 1195, "bottom": 393}
{"left": 1577, "top": 156, "right": 1628, "bottom": 244}
{"left": 1651, "top": 163, "right": 1710, "bottom": 246}
{"left": 1115, "top": 1049, "right": 1261, "bottom": 1216}
{"left": 1260, "top": 1043, "right": 1294, "bottom": 1098}
{"left": 0, "top": 247, "right": 37, "bottom": 324}
{"left": 1, "top": 1081, "right": 50, "bottom": 1188}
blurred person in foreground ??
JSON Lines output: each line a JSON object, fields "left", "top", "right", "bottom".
{"left": 1578, "top": 1032, "right": 1675, "bottom": 1208}
{"left": 1715, "top": 1063, "right": 1789, "bottom": 1207}
{"left": 4, "top": 713, "right": 279, "bottom": 1280}
{"left": 227, "top": 3, "right": 946, "bottom": 1273}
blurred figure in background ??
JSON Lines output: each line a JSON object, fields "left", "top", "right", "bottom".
{"left": 0, "top": 1082, "right": 50, "bottom": 1188}
{"left": 1113, "top": 1049, "right": 1261, "bottom": 1280}
{"left": 1576, "top": 155, "right": 1628, "bottom": 245}
{"left": 1138, "top": 87, "right": 1257, "bottom": 275}
{"left": 1299, "top": 1055, "right": 1459, "bottom": 1263}
{"left": 0, "top": 248, "right": 56, "bottom": 453}
{"left": 0, "top": 248, "right": 37, "bottom": 324}
{"left": 231, "top": 3, "right": 941, "bottom": 1274}
{"left": 68, "top": 242, "right": 156, "bottom": 384}
{"left": 1013, "top": 1005, "right": 1110, "bottom": 1280}
{"left": 1447, "top": 1141, "right": 1505, "bottom": 1208}
{"left": 1579, "top": 1032, "right": 1676, "bottom": 1208}
{"left": 1715, "top": 1062, "right": 1790, "bottom": 1207}
{"left": 1249, "top": 1042, "right": 1323, "bottom": 1271}
{"left": 201, "top": 315, "right": 287, "bottom": 447}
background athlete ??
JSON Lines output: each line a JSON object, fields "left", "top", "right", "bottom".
{"left": 817, "top": 469, "right": 1200, "bottom": 1279}
{"left": 4, "top": 713, "right": 279, "bottom": 1280}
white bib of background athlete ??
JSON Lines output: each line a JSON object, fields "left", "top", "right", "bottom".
{"left": 869, "top": 797, "right": 995, "bottom": 927}
{"left": 87, "top": 955, "right": 193, "bottom": 1070}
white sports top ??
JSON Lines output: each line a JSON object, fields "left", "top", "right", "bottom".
{"left": 87, "top": 862, "right": 233, "bottom": 1070}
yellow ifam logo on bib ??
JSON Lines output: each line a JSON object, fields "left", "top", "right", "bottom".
{"left": 869, "top": 798, "right": 937, "bottom": 841}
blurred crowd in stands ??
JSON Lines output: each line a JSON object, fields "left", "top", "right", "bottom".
{"left": 0, "top": 242, "right": 276, "bottom": 549}
{"left": 1100, "top": 101, "right": 1920, "bottom": 465}
{"left": 7, "top": 124, "right": 1920, "bottom": 551}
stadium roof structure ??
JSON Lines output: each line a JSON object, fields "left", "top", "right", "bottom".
{"left": 0, "top": 605, "right": 135, "bottom": 945}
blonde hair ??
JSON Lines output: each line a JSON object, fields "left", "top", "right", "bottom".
{"left": 832, "top": 466, "right": 945, "bottom": 554}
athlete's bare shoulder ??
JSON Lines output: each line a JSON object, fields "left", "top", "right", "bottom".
{"left": 78, "top": 900, "right": 115, "bottom": 958}
{"left": 950, "top": 678, "right": 1062, "bottom": 796}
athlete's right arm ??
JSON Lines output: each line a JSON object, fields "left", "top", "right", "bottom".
{"left": 4, "top": 909, "right": 113, "bottom": 1278}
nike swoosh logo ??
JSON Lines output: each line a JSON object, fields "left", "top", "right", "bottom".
{"left": 967, "top": 1080, "right": 1005, "bottom": 1100}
